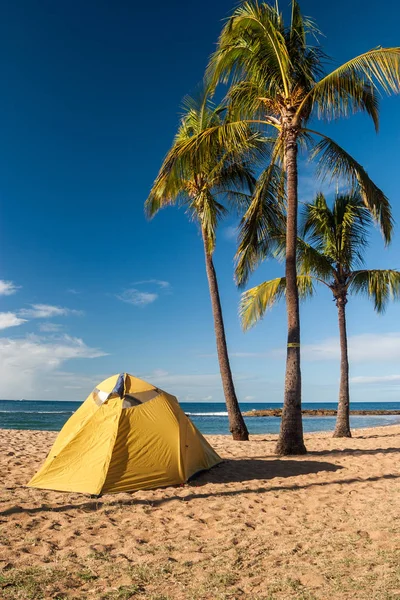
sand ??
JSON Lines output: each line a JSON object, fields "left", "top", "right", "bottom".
{"left": 0, "top": 425, "right": 399, "bottom": 600}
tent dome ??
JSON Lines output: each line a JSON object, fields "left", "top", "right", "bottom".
{"left": 28, "top": 373, "right": 221, "bottom": 494}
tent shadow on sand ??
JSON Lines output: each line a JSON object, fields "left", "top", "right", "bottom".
{"left": 1, "top": 458, "right": 343, "bottom": 518}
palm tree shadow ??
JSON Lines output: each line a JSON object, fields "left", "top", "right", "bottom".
{"left": 307, "top": 447, "right": 400, "bottom": 458}
{"left": 247, "top": 447, "right": 400, "bottom": 459}
{"left": 306, "top": 432, "right": 399, "bottom": 441}
{"left": 190, "top": 458, "right": 342, "bottom": 486}
{"left": 355, "top": 433, "right": 400, "bottom": 440}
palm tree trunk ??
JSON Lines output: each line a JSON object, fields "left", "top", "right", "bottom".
{"left": 202, "top": 230, "right": 249, "bottom": 441}
{"left": 333, "top": 295, "right": 351, "bottom": 438}
{"left": 275, "top": 127, "right": 306, "bottom": 455}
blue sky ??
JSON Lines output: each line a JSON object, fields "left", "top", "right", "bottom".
{"left": 0, "top": 0, "right": 399, "bottom": 402}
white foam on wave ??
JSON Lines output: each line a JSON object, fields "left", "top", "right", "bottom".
{"left": 0, "top": 410, "right": 73, "bottom": 414}
{"left": 185, "top": 412, "right": 229, "bottom": 417}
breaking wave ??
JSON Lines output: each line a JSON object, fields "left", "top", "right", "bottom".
{"left": 0, "top": 410, "right": 73, "bottom": 414}
{"left": 185, "top": 412, "right": 229, "bottom": 417}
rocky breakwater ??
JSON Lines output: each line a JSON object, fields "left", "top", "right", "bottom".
{"left": 242, "top": 408, "right": 400, "bottom": 417}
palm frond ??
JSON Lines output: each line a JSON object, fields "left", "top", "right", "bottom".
{"left": 145, "top": 153, "right": 190, "bottom": 218}
{"left": 334, "top": 194, "right": 372, "bottom": 267}
{"left": 226, "top": 80, "right": 278, "bottom": 122}
{"left": 145, "top": 89, "right": 264, "bottom": 247}
{"left": 348, "top": 269, "right": 400, "bottom": 313}
{"left": 311, "top": 78, "right": 380, "bottom": 131}
{"left": 240, "top": 275, "right": 315, "bottom": 330}
{"left": 235, "top": 147, "right": 286, "bottom": 287}
{"left": 301, "top": 192, "right": 374, "bottom": 270}
{"left": 172, "top": 121, "right": 263, "bottom": 168}
{"left": 296, "top": 237, "right": 335, "bottom": 280}
{"left": 310, "top": 134, "right": 393, "bottom": 243}
{"left": 290, "top": 0, "right": 322, "bottom": 47}
{"left": 207, "top": 0, "right": 292, "bottom": 97}
{"left": 302, "top": 192, "right": 334, "bottom": 245}
{"left": 287, "top": 1, "right": 325, "bottom": 105}
{"left": 209, "top": 159, "right": 254, "bottom": 195}
{"left": 299, "top": 48, "right": 400, "bottom": 125}
{"left": 290, "top": 0, "right": 306, "bottom": 48}
{"left": 194, "top": 191, "right": 227, "bottom": 253}
{"left": 221, "top": 190, "right": 253, "bottom": 213}
{"left": 271, "top": 206, "right": 334, "bottom": 280}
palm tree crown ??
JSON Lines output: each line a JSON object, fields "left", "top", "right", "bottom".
{"left": 207, "top": 0, "right": 399, "bottom": 279}
{"left": 145, "top": 93, "right": 267, "bottom": 249}
{"left": 298, "top": 193, "right": 400, "bottom": 311}
{"left": 241, "top": 192, "right": 400, "bottom": 327}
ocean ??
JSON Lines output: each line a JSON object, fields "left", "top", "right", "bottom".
{"left": 1, "top": 400, "right": 400, "bottom": 435}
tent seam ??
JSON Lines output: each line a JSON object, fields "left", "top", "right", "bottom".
{"left": 98, "top": 406, "right": 124, "bottom": 495}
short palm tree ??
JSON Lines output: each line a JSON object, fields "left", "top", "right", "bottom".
{"left": 145, "top": 92, "right": 274, "bottom": 440}
{"left": 240, "top": 192, "right": 400, "bottom": 437}
{"left": 207, "top": 0, "right": 400, "bottom": 454}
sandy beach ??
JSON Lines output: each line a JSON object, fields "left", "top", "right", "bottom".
{"left": 1, "top": 425, "right": 399, "bottom": 600}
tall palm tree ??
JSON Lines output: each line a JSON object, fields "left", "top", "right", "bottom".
{"left": 240, "top": 192, "right": 400, "bottom": 437}
{"left": 145, "top": 93, "right": 274, "bottom": 440}
{"left": 207, "top": 0, "right": 400, "bottom": 454}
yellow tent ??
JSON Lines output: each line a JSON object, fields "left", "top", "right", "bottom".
{"left": 28, "top": 373, "right": 221, "bottom": 494}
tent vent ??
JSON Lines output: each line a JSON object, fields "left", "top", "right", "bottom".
{"left": 122, "top": 389, "right": 161, "bottom": 408}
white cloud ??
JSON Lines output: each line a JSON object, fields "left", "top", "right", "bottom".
{"left": 152, "top": 369, "right": 169, "bottom": 378}
{"left": 64, "top": 385, "right": 85, "bottom": 389}
{"left": 0, "top": 334, "right": 107, "bottom": 399}
{"left": 117, "top": 280, "right": 171, "bottom": 306}
{"left": 67, "top": 288, "right": 80, "bottom": 295}
{"left": 351, "top": 374, "right": 400, "bottom": 384}
{"left": 222, "top": 226, "right": 238, "bottom": 241}
{"left": 200, "top": 352, "right": 268, "bottom": 359}
{"left": 18, "top": 304, "right": 83, "bottom": 319}
{"left": 231, "top": 352, "right": 268, "bottom": 358}
{"left": 39, "top": 322, "right": 63, "bottom": 332}
{"left": 133, "top": 279, "right": 170, "bottom": 289}
{"left": 117, "top": 289, "right": 158, "bottom": 306}
{"left": 0, "top": 312, "right": 27, "bottom": 330}
{"left": 271, "top": 333, "right": 400, "bottom": 363}
{"left": 0, "top": 280, "right": 20, "bottom": 296}
{"left": 298, "top": 174, "right": 331, "bottom": 203}
{"left": 47, "top": 371, "right": 109, "bottom": 394}
{"left": 297, "top": 163, "right": 346, "bottom": 204}
{"left": 203, "top": 395, "right": 213, "bottom": 401}
{"left": 244, "top": 395, "right": 255, "bottom": 400}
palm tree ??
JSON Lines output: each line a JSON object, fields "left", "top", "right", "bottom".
{"left": 145, "top": 92, "right": 274, "bottom": 440}
{"left": 240, "top": 192, "right": 400, "bottom": 437}
{"left": 207, "top": 0, "right": 400, "bottom": 454}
